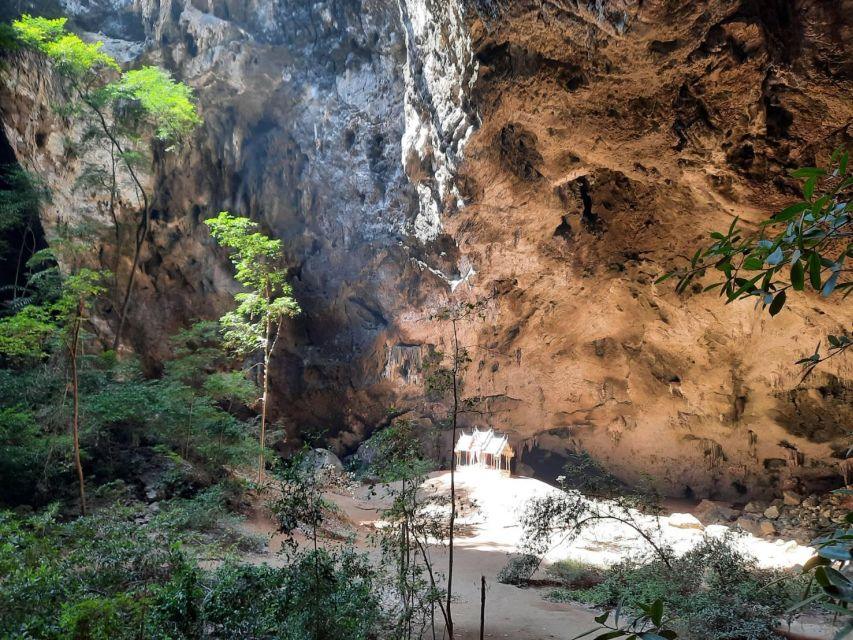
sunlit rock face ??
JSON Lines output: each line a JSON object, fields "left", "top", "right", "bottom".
{"left": 1, "top": 0, "right": 851, "bottom": 498}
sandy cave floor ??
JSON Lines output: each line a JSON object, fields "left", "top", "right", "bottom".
{"left": 240, "top": 469, "right": 832, "bottom": 640}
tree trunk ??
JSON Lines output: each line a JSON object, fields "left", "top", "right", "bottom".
{"left": 70, "top": 301, "right": 87, "bottom": 516}
{"left": 113, "top": 200, "right": 148, "bottom": 350}
{"left": 258, "top": 317, "right": 273, "bottom": 485}
{"left": 71, "top": 86, "right": 148, "bottom": 354}
{"left": 446, "top": 317, "right": 459, "bottom": 639}
{"left": 480, "top": 575, "right": 486, "bottom": 640}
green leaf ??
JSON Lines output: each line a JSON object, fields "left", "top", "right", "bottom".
{"left": 649, "top": 599, "right": 664, "bottom": 627}
{"left": 821, "top": 271, "right": 840, "bottom": 297}
{"left": 772, "top": 201, "right": 809, "bottom": 222}
{"left": 728, "top": 274, "right": 763, "bottom": 301}
{"left": 790, "top": 167, "right": 826, "bottom": 179}
{"left": 786, "top": 592, "right": 825, "bottom": 614}
{"left": 803, "top": 176, "right": 817, "bottom": 200}
{"left": 742, "top": 256, "right": 765, "bottom": 271}
{"left": 809, "top": 252, "right": 822, "bottom": 290}
{"left": 803, "top": 554, "right": 831, "bottom": 573}
{"left": 791, "top": 260, "right": 805, "bottom": 291}
{"left": 768, "top": 290, "right": 786, "bottom": 316}
{"left": 595, "top": 612, "right": 610, "bottom": 625}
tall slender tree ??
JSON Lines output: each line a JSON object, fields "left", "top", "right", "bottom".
{"left": 11, "top": 15, "right": 201, "bottom": 348}
{"left": 204, "top": 211, "right": 300, "bottom": 484}
{"left": 0, "top": 249, "right": 105, "bottom": 516}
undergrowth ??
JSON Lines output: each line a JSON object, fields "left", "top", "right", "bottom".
{"left": 0, "top": 493, "right": 381, "bottom": 639}
{"left": 545, "top": 536, "right": 807, "bottom": 640}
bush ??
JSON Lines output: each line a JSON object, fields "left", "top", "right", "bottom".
{"left": 497, "top": 553, "right": 541, "bottom": 586}
{"left": 545, "top": 558, "right": 604, "bottom": 589}
{"left": 557, "top": 535, "right": 805, "bottom": 640}
{"left": 0, "top": 506, "right": 382, "bottom": 639}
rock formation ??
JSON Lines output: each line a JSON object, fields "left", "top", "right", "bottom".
{"left": 1, "top": 0, "right": 850, "bottom": 499}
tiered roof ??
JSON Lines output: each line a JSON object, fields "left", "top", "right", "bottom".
{"left": 454, "top": 428, "right": 512, "bottom": 457}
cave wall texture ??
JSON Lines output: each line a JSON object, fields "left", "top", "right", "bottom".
{"left": 1, "top": 0, "right": 851, "bottom": 499}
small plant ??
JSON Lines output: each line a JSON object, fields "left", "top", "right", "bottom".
{"left": 561, "top": 536, "right": 808, "bottom": 640}
{"left": 546, "top": 558, "right": 604, "bottom": 590}
{"left": 789, "top": 494, "right": 852, "bottom": 639}
{"left": 571, "top": 598, "right": 679, "bottom": 640}
{"left": 497, "top": 553, "right": 542, "bottom": 586}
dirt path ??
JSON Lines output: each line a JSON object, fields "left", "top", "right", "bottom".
{"left": 240, "top": 468, "right": 821, "bottom": 639}
{"left": 241, "top": 471, "right": 598, "bottom": 639}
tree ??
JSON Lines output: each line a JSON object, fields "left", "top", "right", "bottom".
{"left": 0, "top": 250, "right": 105, "bottom": 515}
{"left": 424, "top": 298, "right": 490, "bottom": 639}
{"left": 658, "top": 148, "right": 851, "bottom": 380}
{"left": 366, "top": 419, "right": 450, "bottom": 639}
{"left": 11, "top": 15, "right": 201, "bottom": 349}
{"left": 204, "top": 211, "right": 300, "bottom": 484}
{"left": 57, "top": 268, "right": 105, "bottom": 515}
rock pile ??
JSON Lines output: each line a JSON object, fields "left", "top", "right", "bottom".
{"left": 692, "top": 493, "right": 851, "bottom": 544}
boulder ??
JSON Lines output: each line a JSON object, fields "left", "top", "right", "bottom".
{"left": 351, "top": 439, "right": 380, "bottom": 468}
{"left": 303, "top": 448, "right": 344, "bottom": 472}
{"left": 801, "top": 495, "right": 819, "bottom": 508}
{"left": 759, "top": 520, "right": 776, "bottom": 537}
{"left": 669, "top": 513, "right": 704, "bottom": 530}
{"left": 783, "top": 491, "right": 803, "bottom": 506}
{"left": 736, "top": 516, "right": 763, "bottom": 537}
{"left": 743, "top": 501, "right": 765, "bottom": 514}
{"left": 763, "top": 505, "right": 780, "bottom": 520}
{"left": 695, "top": 499, "right": 738, "bottom": 522}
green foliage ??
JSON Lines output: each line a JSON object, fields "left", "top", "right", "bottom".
{"left": 545, "top": 558, "right": 604, "bottom": 590}
{"left": 205, "top": 211, "right": 300, "bottom": 354}
{"left": 268, "top": 447, "right": 329, "bottom": 549}
{"left": 496, "top": 553, "right": 541, "bottom": 586}
{"left": 204, "top": 549, "right": 382, "bottom": 640}
{"left": 0, "top": 304, "right": 56, "bottom": 358}
{"left": 0, "top": 321, "right": 257, "bottom": 507}
{"left": 360, "top": 418, "right": 435, "bottom": 483}
{"left": 13, "top": 15, "right": 119, "bottom": 77}
{"left": 659, "top": 149, "right": 851, "bottom": 376}
{"left": 0, "top": 165, "right": 49, "bottom": 235}
{"left": 0, "top": 497, "right": 382, "bottom": 639}
{"left": 9, "top": 15, "right": 66, "bottom": 46}
{"left": 364, "top": 419, "right": 449, "bottom": 639}
{"left": 791, "top": 496, "right": 853, "bottom": 639}
{"left": 108, "top": 66, "right": 201, "bottom": 141}
{"left": 563, "top": 536, "right": 806, "bottom": 640}
{"left": 0, "top": 405, "right": 69, "bottom": 505}
{"left": 570, "top": 598, "right": 679, "bottom": 640}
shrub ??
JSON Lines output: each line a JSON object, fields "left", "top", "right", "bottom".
{"left": 559, "top": 535, "right": 805, "bottom": 640}
{"left": 497, "top": 553, "right": 541, "bottom": 586}
{"left": 545, "top": 558, "right": 604, "bottom": 589}
{"left": 0, "top": 506, "right": 382, "bottom": 639}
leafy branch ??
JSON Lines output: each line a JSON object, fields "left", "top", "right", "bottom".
{"left": 658, "top": 147, "right": 851, "bottom": 378}
{"left": 571, "top": 598, "right": 678, "bottom": 640}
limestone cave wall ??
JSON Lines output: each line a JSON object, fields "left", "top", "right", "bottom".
{"left": 0, "top": 0, "right": 850, "bottom": 498}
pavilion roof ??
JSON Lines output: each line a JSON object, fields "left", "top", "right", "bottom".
{"left": 454, "top": 428, "right": 513, "bottom": 457}
{"left": 454, "top": 432, "right": 474, "bottom": 452}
